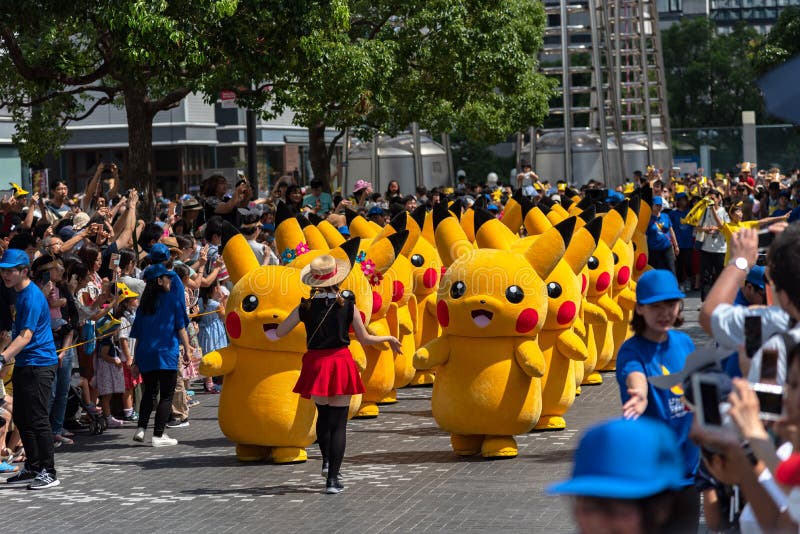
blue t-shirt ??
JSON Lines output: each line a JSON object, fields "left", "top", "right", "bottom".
{"left": 772, "top": 207, "right": 791, "bottom": 217}
{"left": 646, "top": 212, "right": 673, "bottom": 251}
{"left": 788, "top": 206, "right": 800, "bottom": 223}
{"left": 130, "top": 291, "right": 186, "bottom": 373}
{"left": 302, "top": 192, "right": 334, "bottom": 214}
{"left": 616, "top": 330, "right": 699, "bottom": 485}
{"left": 13, "top": 282, "right": 57, "bottom": 367}
{"left": 668, "top": 209, "right": 694, "bottom": 249}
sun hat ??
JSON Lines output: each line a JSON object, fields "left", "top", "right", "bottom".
{"left": 160, "top": 236, "right": 180, "bottom": 254}
{"left": 143, "top": 263, "right": 170, "bottom": 281}
{"left": 181, "top": 197, "right": 202, "bottom": 211}
{"left": 547, "top": 418, "right": 685, "bottom": 499}
{"left": 299, "top": 254, "right": 351, "bottom": 288}
{"left": 648, "top": 347, "right": 723, "bottom": 390}
{"left": 147, "top": 243, "right": 171, "bottom": 263}
{"left": 636, "top": 269, "right": 685, "bottom": 305}
{"left": 353, "top": 179, "right": 372, "bottom": 193}
{"left": 71, "top": 212, "right": 90, "bottom": 231}
{"left": 0, "top": 249, "right": 29, "bottom": 269}
{"left": 746, "top": 265, "right": 766, "bottom": 289}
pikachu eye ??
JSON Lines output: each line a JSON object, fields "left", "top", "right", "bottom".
{"left": 450, "top": 281, "right": 466, "bottom": 299}
{"left": 242, "top": 294, "right": 259, "bottom": 312}
{"left": 410, "top": 254, "right": 425, "bottom": 267}
{"left": 505, "top": 285, "right": 524, "bottom": 303}
{"left": 547, "top": 282, "right": 562, "bottom": 299}
{"left": 612, "top": 253, "right": 619, "bottom": 264}
{"left": 587, "top": 256, "right": 599, "bottom": 270}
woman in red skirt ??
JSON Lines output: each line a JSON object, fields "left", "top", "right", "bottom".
{"left": 267, "top": 253, "right": 401, "bottom": 494}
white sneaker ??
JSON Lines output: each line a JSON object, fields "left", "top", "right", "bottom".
{"left": 151, "top": 434, "right": 178, "bottom": 447}
{"left": 133, "top": 429, "right": 145, "bottom": 442}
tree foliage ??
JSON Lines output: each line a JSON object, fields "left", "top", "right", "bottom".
{"left": 754, "top": 6, "right": 800, "bottom": 75}
{"left": 662, "top": 18, "right": 763, "bottom": 128}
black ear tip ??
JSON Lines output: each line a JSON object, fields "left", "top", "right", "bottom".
{"left": 584, "top": 216, "right": 603, "bottom": 243}
{"left": 275, "top": 202, "right": 295, "bottom": 226}
{"left": 554, "top": 216, "right": 577, "bottom": 244}
{"left": 344, "top": 208, "right": 359, "bottom": 225}
{"left": 307, "top": 212, "right": 323, "bottom": 225}
{"left": 614, "top": 199, "right": 630, "bottom": 217}
{"left": 390, "top": 211, "right": 408, "bottom": 231}
{"left": 410, "top": 205, "right": 427, "bottom": 229}
{"left": 387, "top": 230, "right": 409, "bottom": 257}
{"left": 433, "top": 202, "right": 452, "bottom": 229}
{"left": 473, "top": 208, "right": 495, "bottom": 234}
{"left": 340, "top": 236, "right": 361, "bottom": 265}
{"left": 220, "top": 221, "right": 240, "bottom": 248}
{"left": 295, "top": 214, "right": 310, "bottom": 228}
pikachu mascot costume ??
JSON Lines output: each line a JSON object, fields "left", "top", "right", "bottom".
{"left": 413, "top": 204, "right": 568, "bottom": 458}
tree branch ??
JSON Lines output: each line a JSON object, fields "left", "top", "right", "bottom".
{"left": 0, "top": 84, "right": 120, "bottom": 109}
{"left": 0, "top": 24, "right": 111, "bottom": 86}
{"left": 327, "top": 129, "right": 346, "bottom": 161}
{"left": 150, "top": 88, "right": 191, "bottom": 114}
{"left": 61, "top": 96, "right": 114, "bottom": 123}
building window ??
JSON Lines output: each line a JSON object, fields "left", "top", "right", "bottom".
{"left": 658, "top": 0, "right": 683, "bottom": 11}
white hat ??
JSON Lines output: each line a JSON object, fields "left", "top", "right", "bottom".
{"left": 486, "top": 172, "right": 498, "bottom": 183}
{"left": 299, "top": 254, "right": 352, "bottom": 287}
{"left": 551, "top": 194, "right": 562, "bottom": 204}
{"left": 72, "top": 212, "right": 91, "bottom": 231}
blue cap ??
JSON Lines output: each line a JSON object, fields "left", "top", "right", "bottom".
{"left": 636, "top": 269, "right": 685, "bottom": 304}
{"left": 0, "top": 249, "right": 30, "bottom": 269}
{"left": 261, "top": 223, "right": 275, "bottom": 232}
{"left": 367, "top": 206, "right": 384, "bottom": 216}
{"left": 675, "top": 192, "right": 688, "bottom": 200}
{"left": 148, "top": 243, "right": 171, "bottom": 263}
{"left": 487, "top": 204, "right": 499, "bottom": 212}
{"left": 547, "top": 418, "right": 685, "bottom": 499}
{"left": 653, "top": 196, "right": 664, "bottom": 206}
{"left": 143, "top": 263, "right": 170, "bottom": 281}
{"left": 58, "top": 226, "right": 76, "bottom": 241}
{"left": 605, "top": 191, "right": 625, "bottom": 204}
{"left": 338, "top": 225, "right": 351, "bottom": 236}
{"left": 746, "top": 265, "right": 766, "bottom": 289}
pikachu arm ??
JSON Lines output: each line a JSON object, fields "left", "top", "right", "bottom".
{"left": 617, "top": 286, "right": 638, "bottom": 311}
{"left": 556, "top": 329, "right": 589, "bottom": 361}
{"left": 199, "top": 346, "right": 237, "bottom": 377}
{"left": 583, "top": 300, "right": 608, "bottom": 325}
{"left": 413, "top": 336, "right": 450, "bottom": 370}
{"left": 386, "top": 303, "right": 400, "bottom": 339}
{"left": 366, "top": 319, "right": 391, "bottom": 351}
{"left": 572, "top": 316, "right": 587, "bottom": 338}
{"left": 514, "top": 339, "right": 546, "bottom": 378}
{"left": 598, "top": 293, "right": 624, "bottom": 322}
{"left": 348, "top": 339, "right": 368, "bottom": 372}
{"left": 424, "top": 293, "right": 438, "bottom": 318}
{"left": 397, "top": 305, "right": 414, "bottom": 336}
{"left": 406, "top": 294, "right": 418, "bottom": 334}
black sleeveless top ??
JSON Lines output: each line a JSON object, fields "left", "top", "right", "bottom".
{"left": 297, "top": 292, "right": 355, "bottom": 350}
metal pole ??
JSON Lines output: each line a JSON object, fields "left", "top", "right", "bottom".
{"left": 343, "top": 127, "right": 350, "bottom": 194}
{"left": 588, "top": 0, "right": 610, "bottom": 186}
{"left": 560, "top": 0, "right": 573, "bottom": 183}
{"left": 515, "top": 132, "right": 523, "bottom": 175}
{"left": 528, "top": 126, "right": 536, "bottom": 173}
{"left": 442, "top": 133, "right": 454, "bottom": 186}
{"left": 600, "top": 1, "right": 627, "bottom": 181}
{"left": 639, "top": 0, "right": 655, "bottom": 165}
{"left": 371, "top": 130, "right": 379, "bottom": 186}
{"left": 412, "top": 122, "right": 423, "bottom": 189}
{"left": 246, "top": 108, "right": 258, "bottom": 196}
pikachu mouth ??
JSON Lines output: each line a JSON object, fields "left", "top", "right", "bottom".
{"left": 262, "top": 323, "right": 279, "bottom": 335}
{"left": 471, "top": 309, "right": 494, "bottom": 328}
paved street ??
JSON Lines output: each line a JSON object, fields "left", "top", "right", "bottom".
{"left": 1, "top": 295, "right": 709, "bottom": 533}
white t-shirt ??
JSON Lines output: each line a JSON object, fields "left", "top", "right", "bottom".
{"left": 701, "top": 207, "right": 730, "bottom": 254}
{"left": 748, "top": 323, "right": 800, "bottom": 386}
{"left": 711, "top": 304, "right": 791, "bottom": 354}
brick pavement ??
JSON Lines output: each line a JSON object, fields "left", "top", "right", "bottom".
{"left": 0, "top": 295, "right": 710, "bottom": 533}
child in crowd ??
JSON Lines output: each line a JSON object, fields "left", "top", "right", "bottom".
{"left": 615, "top": 269, "right": 700, "bottom": 533}
{"left": 116, "top": 283, "right": 140, "bottom": 423}
{"left": 197, "top": 280, "right": 227, "bottom": 394}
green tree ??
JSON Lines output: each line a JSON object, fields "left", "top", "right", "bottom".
{"left": 662, "top": 18, "right": 763, "bottom": 128}
{"left": 219, "top": 0, "right": 554, "bottom": 187}
{"left": 0, "top": 0, "right": 344, "bottom": 208}
{"left": 755, "top": 6, "right": 800, "bottom": 75}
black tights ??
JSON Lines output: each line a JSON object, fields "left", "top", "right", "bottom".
{"left": 138, "top": 370, "right": 178, "bottom": 437}
{"left": 315, "top": 404, "right": 349, "bottom": 480}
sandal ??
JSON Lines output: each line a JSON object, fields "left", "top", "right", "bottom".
{"left": 62, "top": 430, "right": 75, "bottom": 438}
{"left": 0, "top": 461, "right": 18, "bottom": 473}
{"left": 54, "top": 435, "right": 74, "bottom": 446}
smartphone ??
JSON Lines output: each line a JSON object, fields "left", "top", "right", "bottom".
{"left": 744, "top": 315, "right": 763, "bottom": 359}
{"left": 693, "top": 373, "right": 723, "bottom": 428}
{"left": 760, "top": 349, "right": 779, "bottom": 382}
{"left": 110, "top": 253, "right": 120, "bottom": 267}
{"left": 752, "top": 382, "right": 784, "bottom": 421}
{"left": 41, "top": 270, "right": 51, "bottom": 284}
{"left": 758, "top": 229, "right": 774, "bottom": 250}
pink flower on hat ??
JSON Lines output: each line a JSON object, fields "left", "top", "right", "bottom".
{"left": 360, "top": 258, "right": 376, "bottom": 276}
{"left": 295, "top": 242, "right": 309, "bottom": 256}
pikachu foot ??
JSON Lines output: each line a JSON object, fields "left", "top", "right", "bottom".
{"left": 481, "top": 436, "right": 518, "bottom": 459}
{"left": 575, "top": 386, "right": 582, "bottom": 396}
{"left": 271, "top": 447, "right": 308, "bottom": 464}
{"left": 582, "top": 372, "right": 603, "bottom": 385}
{"left": 376, "top": 390, "right": 398, "bottom": 405}
{"left": 450, "top": 434, "right": 483, "bottom": 456}
{"left": 354, "top": 401, "right": 380, "bottom": 419}
{"left": 534, "top": 416, "right": 567, "bottom": 431}
{"left": 236, "top": 444, "right": 270, "bottom": 462}
{"left": 599, "top": 361, "right": 617, "bottom": 372}
{"left": 408, "top": 371, "right": 435, "bottom": 387}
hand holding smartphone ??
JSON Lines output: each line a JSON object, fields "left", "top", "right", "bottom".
{"left": 744, "top": 315, "right": 763, "bottom": 359}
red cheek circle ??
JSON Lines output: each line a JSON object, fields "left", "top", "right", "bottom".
{"left": 371, "top": 292, "right": 383, "bottom": 315}
{"left": 392, "top": 281, "right": 404, "bottom": 302}
{"left": 226, "top": 312, "right": 242, "bottom": 339}
{"left": 423, "top": 268, "right": 438, "bottom": 289}
{"left": 617, "top": 266, "right": 631, "bottom": 286}
{"left": 556, "top": 301, "right": 576, "bottom": 325}
{"left": 636, "top": 253, "right": 648, "bottom": 271}
{"left": 596, "top": 272, "right": 611, "bottom": 292}
{"left": 516, "top": 308, "right": 539, "bottom": 333}
{"left": 440, "top": 266, "right": 447, "bottom": 278}
{"left": 581, "top": 273, "right": 587, "bottom": 293}
{"left": 436, "top": 300, "right": 449, "bottom": 327}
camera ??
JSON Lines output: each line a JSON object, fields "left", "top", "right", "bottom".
{"left": 692, "top": 373, "right": 732, "bottom": 431}
{"left": 744, "top": 314, "right": 763, "bottom": 359}
{"left": 752, "top": 382, "right": 784, "bottom": 421}
{"left": 758, "top": 229, "right": 774, "bottom": 250}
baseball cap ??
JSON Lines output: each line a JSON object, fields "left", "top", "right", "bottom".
{"left": 143, "top": 263, "right": 170, "bottom": 281}
{"left": 547, "top": 418, "right": 685, "bottom": 499}
{"left": 746, "top": 265, "right": 766, "bottom": 289}
{"left": 0, "top": 249, "right": 30, "bottom": 269}
{"left": 636, "top": 269, "right": 685, "bottom": 305}
{"left": 261, "top": 223, "right": 275, "bottom": 232}
{"left": 58, "top": 226, "right": 76, "bottom": 241}
{"left": 147, "top": 243, "right": 171, "bottom": 263}
{"left": 606, "top": 191, "right": 625, "bottom": 204}
{"left": 367, "top": 206, "right": 384, "bottom": 216}
{"left": 653, "top": 196, "right": 664, "bottom": 206}
{"left": 487, "top": 204, "right": 499, "bottom": 213}
{"left": 675, "top": 192, "right": 688, "bottom": 200}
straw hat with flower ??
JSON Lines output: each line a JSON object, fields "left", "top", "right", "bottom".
{"left": 300, "top": 254, "right": 352, "bottom": 287}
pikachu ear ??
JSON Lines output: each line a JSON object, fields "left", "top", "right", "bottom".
{"left": 578, "top": 204, "right": 596, "bottom": 225}
{"left": 221, "top": 226, "right": 260, "bottom": 285}
{"left": 550, "top": 203, "right": 571, "bottom": 221}
{"left": 345, "top": 208, "right": 377, "bottom": 239}
{"left": 367, "top": 230, "right": 409, "bottom": 274}
{"left": 524, "top": 217, "right": 571, "bottom": 279}
{"left": 460, "top": 207, "right": 476, "bottom": 243}
{"left": 524, "top": 205, "right": 554, "bottom": 236}
{"left": 316, "top": 218, "right": 346, "bottom": 248}
{"left": 501, "top": 196, "right": 523, "bottom": 234}
{"left": 599, "top": 206, "right": 625, "bottom": 246}
{"left": 433, "top": 202, "right": 472, "bottom": 267}
{"left": 374, "top": 211, "right": 419, "bottom": 257}
{"left": 409, "top": 205, "right": 426, "bottom": 234}
{"left": 474, "top": 208, "right": 515, "bottom": 250}
{"left": 275, "top": 204, "right": 308, "bottom": 260}
{"left": 448, "top": 199, "right": 463, "bottom": 220}
{"left": 563, "top": 216, "right": 602, "bottom": 274}
{"left": 637, "top": 186, "right": 653, "bottom": 234}
{"left": 620, "top": 199, "right": 638, "bottom": 243}
{"left": 328, "top": 236, "right": 361, "bottom": 268}
{"left": 296, "top": 215, "right": 329, "bottom": 251}
{"left": 421, "top": 208, "right": 436, "bottom": 245}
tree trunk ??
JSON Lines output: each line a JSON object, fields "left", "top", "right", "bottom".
{"left": 124, "top": 88, "right": 156, "bottom": 217}
{"left": 308, "top": 122, "right": 331, "bottom": 191}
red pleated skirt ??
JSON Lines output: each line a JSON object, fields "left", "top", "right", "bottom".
{"left": 293, "top": 346, "right": 365, "bottom": 399}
